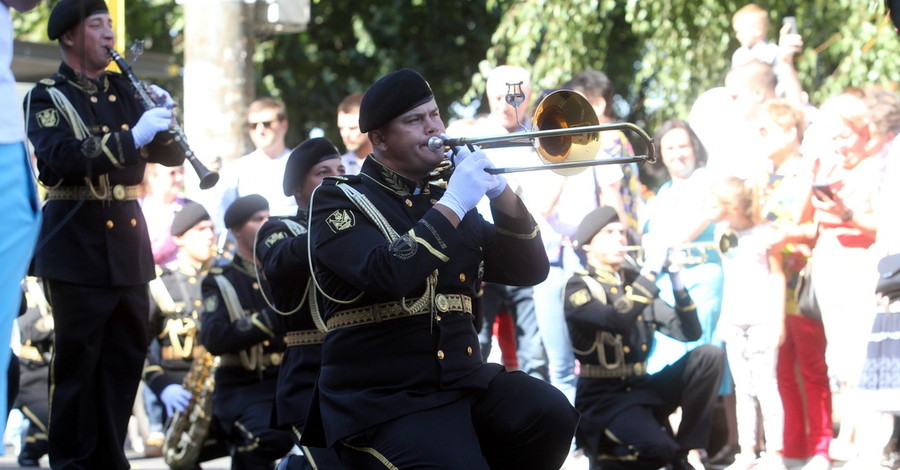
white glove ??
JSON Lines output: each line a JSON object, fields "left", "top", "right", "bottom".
{"left": 439, "top": 151, "right": 496, "bottom": 220}
{"left": 148, "top": 84, "right": 176, "bottom": 109}
{"left": 132, "top": 107, "right": 173, "bottom": 147}
{"left": 160, "top": 384, "right": 192, "bottom": 416}
{"left": 484, "top": 158, "right": 508, "bottom": 199}
{"left": 642, "top": 241, "right": 670, "bottom": 276}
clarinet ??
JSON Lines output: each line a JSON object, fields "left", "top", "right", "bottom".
{"left": 107, "top": 48, "right": 219, "bottom": 190}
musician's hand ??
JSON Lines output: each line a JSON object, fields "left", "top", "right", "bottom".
{"left": 148, "top": 84, "right": 176, "bottom": 109}
{"left": 484, "top": 158, "right": 507, "bottom": 199}
{"left": 439, "top": 151, "right": 494, "bottom": 220}
{"left": 161, "top": 384, "right": 192, "bottom": 416}
{"left": 443, "top": 133, "right": 479, "bottom": 166}
{"left": 642, "top": 239, "right": 670, "bottom": 276}
{"left": 132, "top": 107, "right": 173, "bottom": 147}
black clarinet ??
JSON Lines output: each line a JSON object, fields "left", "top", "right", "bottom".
{"left": 108, "top": 48, "right": 219, "bottom": 190}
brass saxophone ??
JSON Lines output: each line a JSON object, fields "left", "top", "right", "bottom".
{"left": 162, "top": 349, "right": 219, "bottom": 470}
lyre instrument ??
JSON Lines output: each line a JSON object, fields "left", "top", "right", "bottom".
{"left": 428, "top": 90, "right": 656, "bottom": 176}
{"left": 107, "top": 47, "right": 220, "bottom": 190}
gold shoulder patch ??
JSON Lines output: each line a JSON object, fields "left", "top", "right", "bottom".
{"left": 265, "top": 231, "right": 287, "bottom": 247}
{"left": 39, "top": 78, "right": 56, "bottom": 86}
{"left": 203, "top": 295, "right": 218, "bottom": 313}
{"left": 326, "top": 209, "right": 355, "bottom": 232}
{"left": 568, "top": 288, "right": 591, "bottom": 308}
{"left": 36, "top": 108, "right": 59, "bottom": 128}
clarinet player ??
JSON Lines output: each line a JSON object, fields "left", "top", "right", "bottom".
{"left": 23, "top": 0, "right": 181, "bottom": 468}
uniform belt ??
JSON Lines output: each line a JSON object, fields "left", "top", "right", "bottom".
{"left": 218, "top": 352, "right": 283, "bottom": 369}
{"left": 160, "top": 345, "right": 203, "bottom": 361}
{"left": 46, "top": 184, "right": 141, "bottom": 201}
{"left": 327, "top": 293, "right": 473, "bottom": 330}
{"left": 578, "top": 362, "right": 647, "bottom": 379}
{"left": 19, "top": 344, "right": 45, "bottom": 363}
{"left": 285, "top": 329, "right": 324, "bottom": 347}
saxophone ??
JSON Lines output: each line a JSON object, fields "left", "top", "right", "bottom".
{"left": 162, "top": 349, "right": 220, "bottom": 470}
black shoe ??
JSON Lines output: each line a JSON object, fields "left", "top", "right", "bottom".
{"left": 17, "top": 456, "right": 41, "bottom": 467}
{"left": 708, "top": 443, "right": 739, "bottom": 465}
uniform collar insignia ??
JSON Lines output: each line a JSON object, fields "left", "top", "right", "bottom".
{"left": 60, "top": 62, "right": 108, "bottom": 95}
{"left": 232, "top": 253, "right": 258, "bottom": 277}
{"left": 361, "top": 155, "right": 425, "bottom": 197}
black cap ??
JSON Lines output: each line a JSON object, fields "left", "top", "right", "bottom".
{"left": 283, "top": 138, "right": 341, "bottom": 197}
{"left": 359, "top": 69, "right": 434, "bottom": 133}
{"left": 48, "top": 0, "right": 109, "bottom": 40}
{"left": 573, "top": 206, "right": 620, "bottom": 249}
{"left": 170, "top": 201, "right": 211, "bottom": 237}
{"left": 224, "top": 194, "right": 269, "bottom": 230}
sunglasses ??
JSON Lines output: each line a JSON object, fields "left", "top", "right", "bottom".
{"left": 247, "top": 119, "right": 280, "bottom": 130}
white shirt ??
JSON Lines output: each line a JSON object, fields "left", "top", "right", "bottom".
{"left": 0, "top": 6, "right": 24, "bottom": 143}
{"left": 217, "top": 147, "right": 296, "bottom": 222}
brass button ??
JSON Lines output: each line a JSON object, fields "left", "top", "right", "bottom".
{"left": 189, "top": 277, "right": 197, "bottom": 284}
{"left": 459, "top": 273, "right": 466, "bottom": 282}
{"left": 466, "top": 346, "right": 473, "bottom": 356}
{"left": 130, "top": 218, "right": 137, "bottom": 227}
{"left": 610, "top": 287, "right": 618, "bottom": 294}
{"left": 121, "top": 123, "right": 130, "bottom": 131}
{"left": 101, "top": 125, "right": 110, "bottom": 133}
{"left": 434, "top": 314, "right": 442, "bottom": 321}
{"left": 641, "top": 344, "right": 647, "bottom": 351}
{"left": 435, "top": 293, "right": 449, "bottom": 312}
{"left": 636, "top": 315, "right": 642, "bottom": 322}
{"left": 430, "top": 199, "right": 437, "bottom": 205}
{"left": 436, "top": 350, "right": 445, "bottom": 360}
{"left": 108, "top": 94, "right": 117, "bottom": 102}
{"left": 404, "top": 199, "right": 413, "bottom": 207}
{"left": 270, "top": 353, "right": 282, "bottom": 366}
{"left": 106, "top": 220, "right": 114, "bottom": 229}
{"left": 90, "top": 96, "right": 98, "bottom": 103}
{"left": 252, "top": 282, "right": 260, "bottom": 290}
{"left": 193, "top": 299, "right": 201, "bottom": 307}
{"left": 623, "top": 346, "right": 631, "bottom": 353}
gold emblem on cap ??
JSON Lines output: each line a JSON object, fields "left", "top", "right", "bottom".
{"left": 435, "top": 293, "right": 450, "bottom": 312}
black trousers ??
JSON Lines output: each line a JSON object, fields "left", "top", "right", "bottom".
{"left": 45, "top": 280, "right": 149, "bottom": 470}
{"left": 336, "top": 369, "right": 579, "bottom": 470}
{"left": 588, "top": 344, "right": 725, "bottom": 470}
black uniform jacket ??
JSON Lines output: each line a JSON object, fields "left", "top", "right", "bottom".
{"left": 255, "top": 212, "right": 319, "bottom": 429}
{"left": 144, "top": 265, "right": 207, "bottom": 396}
{"left": 303, "top": 156, "right": 549, "bottom": 447}
{"left": 24, "top": 63, "right": 178, "bottom": 286}
{"left": 199, "top": 255, "right": 286, "bottom": 389}
{"left": 564, "top": 266, "right": 700, "bottom": 428}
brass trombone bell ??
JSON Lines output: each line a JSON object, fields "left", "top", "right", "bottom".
{"left": 427, "top": 90, "right": 656, "bottom": 176}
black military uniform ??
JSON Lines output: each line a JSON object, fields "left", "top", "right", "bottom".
{"left": 14, "top": 278, "right": 53, "bottom": 467}
{"left": 200, "top": 195, "right": 293, "bottom": 469}
{"left": 23, "top": 1, "right": 181, "bottom": 468}
{"left": 301, "top": 69, "right": 577, "bottom": 470}
{"left": 563, "top": 207, "right": 725, "bottom": 470}
{"left": 255, "top": 138, "right": 345, "bottom": 470}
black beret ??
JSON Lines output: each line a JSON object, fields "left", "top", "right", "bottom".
{"left": 170, "top": 201, "right": 210, "bottom": 237}
{"left": 283, "top": 138, "right": 341, "bottom": 197}
{"left": 48, "top": 0, "right": 109, "bottom": 40}
{"left": 573, "top": 206, "right": 620, "bottom": 249}
{"left": 224, "top": 194, "right": 269, "bottom": 230}
{"left": 359, "top": 69, "right": 434, "bottom": 133}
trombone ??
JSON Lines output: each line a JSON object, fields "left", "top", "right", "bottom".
{"left": 428, "top": 90, "right": 656, "bottom": 176}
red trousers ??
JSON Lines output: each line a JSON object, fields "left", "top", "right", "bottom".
{"left": 777, "top": 314, "right": 833, "bottom": 459}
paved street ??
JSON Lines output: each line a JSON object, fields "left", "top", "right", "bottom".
{"left": 0, "top": 446, "right": 234, "bottom": 469}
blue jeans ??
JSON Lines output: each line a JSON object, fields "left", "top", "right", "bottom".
{"left": 0, "top": 142, "right": 41, "bottom": 438}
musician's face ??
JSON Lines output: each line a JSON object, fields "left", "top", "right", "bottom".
{"left": 298, "top": 159, "right": 345, "bottom": 208}
{"left": 62, "top": 12, "right": 114, "bottom": 77}
{"left": 584, "top": 222, "right": 628, "bottom": 270}
{"left": 370, "top": 98, "right": 446, "bottom": 180}
{"left": 175, "top": 220, "right": 216, "bottom": 265}
{"left": 233, "top": 210, "right": 270, "bottom": 255}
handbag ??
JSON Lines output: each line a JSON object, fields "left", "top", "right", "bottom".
{"left": 796, "top": 263, "right": 821, "bottom": 321}
{"left": 876, "top": 253, "right": 900, "bottom": 301}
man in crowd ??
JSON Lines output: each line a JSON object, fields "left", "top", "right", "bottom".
{"left": 337, "top": 92, "right": 371, "bottom": 175}
{"left": 255, "top": 137, "right": 346, "bottom": 469}
{"left": 23, "top": 0, "right": 180, "bottom": 467}
{"left": 302, "top": 68, "right": 577, "bottom": 469}
{"left": 200, "top": 194, "right": 293, "bottom": 468}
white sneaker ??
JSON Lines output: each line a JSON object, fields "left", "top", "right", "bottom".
{"left": 800, "top": 455, "right": 831, "bottom": 470}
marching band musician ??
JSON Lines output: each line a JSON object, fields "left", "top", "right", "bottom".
{"left": 143, "top": 201, "right": 227, "bottom": 465}
{"left": 301, "top": 69, "right": 578, "bottom": 469}
{"left": 254, "top": 138, "right": 346, "bottom": 470}
{"left": 23, "top": 0, "right": 181, "bottom": 467}
{"left": 199, "top": 194, "right": 293, "bottom": 469}
{"left": 563, "top": 206, "right": 725, "bottom": 470}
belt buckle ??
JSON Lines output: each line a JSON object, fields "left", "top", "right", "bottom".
{"left": 112, "top": 184, "right": 126, "bottom": 201}
{"left": 435, "top": 294, "right": 450, "bottom": 312}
